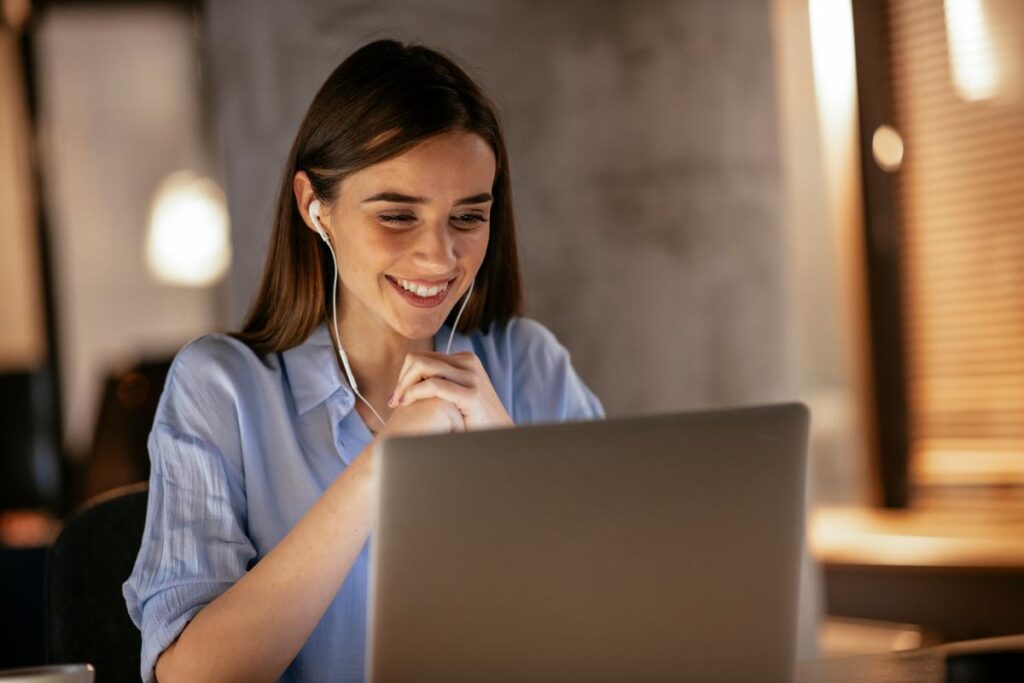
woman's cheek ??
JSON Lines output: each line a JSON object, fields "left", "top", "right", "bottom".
{"left": 459, "top": 228, "right": 489, "bottom": 260}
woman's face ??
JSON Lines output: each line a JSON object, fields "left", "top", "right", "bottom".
{"left": 322, "top": 131, "right": 495, "bottom": 342}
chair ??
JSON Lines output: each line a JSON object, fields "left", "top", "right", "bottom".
{"left": 45, "top": 484, "right": 147, "bottom": 682}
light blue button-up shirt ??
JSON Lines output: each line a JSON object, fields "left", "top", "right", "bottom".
{"left": 123, "top": 317, "right": 604, "bottom": 682}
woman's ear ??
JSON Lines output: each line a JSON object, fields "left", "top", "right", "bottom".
{"left": 293, "top": 171, "right": 320, "bottom": 234}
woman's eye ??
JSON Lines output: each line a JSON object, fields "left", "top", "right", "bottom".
{"left": 452, "top": 214, "right": 487, "bottom": 229}
{"left": 378, "top": 214, "right": 416, "bottom": 226}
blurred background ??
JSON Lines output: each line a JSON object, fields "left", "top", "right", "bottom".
{"left": 1, "top": 0, "right": 1022, "bottom": 671}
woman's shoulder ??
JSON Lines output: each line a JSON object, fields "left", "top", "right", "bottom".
{"left": 469, "top": 316, "right": 605, "bottom": 423}
{"left": 170, "top": 331, "right": 274, "bottom": 381}
{"left": 471, "top": 316, "right": 568, "bottom": 359}
{"left": 155, "top": 332, "right": 277, "bottom": 440}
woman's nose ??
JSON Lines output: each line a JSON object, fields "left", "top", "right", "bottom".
{"left": 412, "top": 221, "right": 457, "bottom": 271}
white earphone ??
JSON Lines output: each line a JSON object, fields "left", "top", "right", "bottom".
{"left": 309, "top": 199, "right": 330, "bottom": 243}
{"left": 308, "top": 199, "right": 474, "bottom": 429}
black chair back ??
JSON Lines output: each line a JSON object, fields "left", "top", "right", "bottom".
{"left": 45, "top": 484, "right": 147, "bottom": 682}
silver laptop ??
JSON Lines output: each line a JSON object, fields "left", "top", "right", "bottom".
{"left": 367, "top": 402, "right": 809, "bottom": 682}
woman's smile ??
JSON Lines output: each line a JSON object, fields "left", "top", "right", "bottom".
{"left": 384, "top": 274, "right": 458, "bottom": 308}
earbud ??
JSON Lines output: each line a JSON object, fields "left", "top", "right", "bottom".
{"left": 309, "top": 199, "right": 330, "bottom": 243}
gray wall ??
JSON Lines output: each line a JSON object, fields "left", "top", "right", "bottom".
{"left": 205, "top": 0, "right": 798, "bottom": 418}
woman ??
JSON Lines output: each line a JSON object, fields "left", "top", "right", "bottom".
{"left": 124, "top": 39, "right": 603, "bottom": 682}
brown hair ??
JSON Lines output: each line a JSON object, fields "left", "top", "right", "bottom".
{"left": 232, "top": 39, "right": 522, "bottom": 355}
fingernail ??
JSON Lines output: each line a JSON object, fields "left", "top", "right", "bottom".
{"left": 387, "top": 393, "right": 394, "bottom": 407}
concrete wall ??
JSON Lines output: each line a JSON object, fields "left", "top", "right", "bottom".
{"left": 206, "top": 0, "right": 799, "bottom": 418}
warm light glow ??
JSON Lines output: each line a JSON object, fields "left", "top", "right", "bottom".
{"left": 145, "top": 171, "right": 231, "bottom": 287}
{"left": 809, "top": 0, "right": 857, "bottom": 133}
{"left": 819, "top": 617, "right": 924, "bottom": 657}
{"left": 913, "top": 443, "right": 1024, "bottom": 486}
{"left": 944, "top": 0, "right": 999, "bottom": 101}
{"left": 871, "top": 125, "right": 904, "bottom": 172}
{"left": 810, "top": 507, "right": 1024, "bottom": 568}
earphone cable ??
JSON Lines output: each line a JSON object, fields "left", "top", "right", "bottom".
{"left": 328, "top": 245, "right": 388, "bottom": 429}
{"left": 445, "top": 278, "right": 473, "bottom": 354}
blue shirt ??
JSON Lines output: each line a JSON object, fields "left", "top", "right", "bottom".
{"left": 123, "top": 317, "right": 604, "bottom": 682}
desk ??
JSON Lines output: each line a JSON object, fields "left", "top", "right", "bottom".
{"left": 812, "top": 505, "right": 1024, "bottom": 642}
{"left": 796, "top": 634, "right": 1024, "bottom": 682}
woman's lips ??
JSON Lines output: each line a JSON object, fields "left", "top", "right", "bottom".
{"left": 385, "top": 275, "right": 455, "bottom": 308}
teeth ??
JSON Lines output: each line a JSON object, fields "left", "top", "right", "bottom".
{"left": 395, "top": 277, "right": 449, "bottom": 298}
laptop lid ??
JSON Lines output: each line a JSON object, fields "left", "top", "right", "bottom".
{"left": 367, "top": 402, "right": 809, "bottom": 682}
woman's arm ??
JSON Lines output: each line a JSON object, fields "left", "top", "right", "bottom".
{"left": 153, "top": 397, "right": 464, "bottom": 683}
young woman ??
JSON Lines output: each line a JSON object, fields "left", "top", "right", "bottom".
{"left": 124, "top": 39, "right": 603, "bottom": 683}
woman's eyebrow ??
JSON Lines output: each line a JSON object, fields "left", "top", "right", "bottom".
{"left": 361, "top": 191, "right": 493, "bottom": 205}
{"left": 454, "top": 193, "right": 493, "bottom": 206}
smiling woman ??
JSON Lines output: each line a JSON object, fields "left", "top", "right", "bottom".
{"left": 238, "top": 42, "right": 522, "bottom": 357}
{"left": 121, "top": 39, "right": 603, "bottom": 683}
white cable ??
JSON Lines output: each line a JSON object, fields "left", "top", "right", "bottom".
{"left": 326, "top": 240, "right": 387, "bottom": 428}
{"left": 446, "top": 278, "right": 474, "bottom": 354}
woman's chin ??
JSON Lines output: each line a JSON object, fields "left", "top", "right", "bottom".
{"left": 389, "top": 312, "right": 450, "bottom": 342}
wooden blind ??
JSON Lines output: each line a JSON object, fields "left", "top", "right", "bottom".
{"left": 887, "top": 0, "right": 1024, "bottom": 486}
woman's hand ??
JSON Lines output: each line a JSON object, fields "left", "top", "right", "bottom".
{"left": 388, "top": 351, "right": 514, "bottom": 430}
{"left": 378, "top": 397, "right": 466, "bottom": 438}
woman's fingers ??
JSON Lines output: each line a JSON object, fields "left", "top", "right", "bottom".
{"left": 397, "top": 351, "right": 477, "bottom": 383}
{"left": 390, "top": 350, "right": 511, "bottom": 429}
{"left": 398, "top": 377, "right": 473, "bottom": 410}
{"left": 380, "top": 396, "right": 467, "bottom": 436}
{"left": 390, "top": 354, "right": 474, "bottom": 407}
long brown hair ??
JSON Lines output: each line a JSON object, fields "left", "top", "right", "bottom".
{"left": 232, "top": 40, "right": 523, "bottom": 355}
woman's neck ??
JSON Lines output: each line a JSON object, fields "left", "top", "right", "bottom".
{"left": 330, "top": 309, "right": 433, "bottom": 403}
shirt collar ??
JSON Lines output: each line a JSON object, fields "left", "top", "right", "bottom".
{"left": 281, "top": 321, "right": 347, "bottom": 417}
{"left": 281, "top": 321, "right": 475, "bottom": 417}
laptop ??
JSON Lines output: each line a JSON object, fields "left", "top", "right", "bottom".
{"left": 366, "top": 402, "right": 809, "bottom": 682}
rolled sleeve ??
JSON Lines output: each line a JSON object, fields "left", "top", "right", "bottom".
{"left": 123, "top": 423, "right": 256, "bottom": 682}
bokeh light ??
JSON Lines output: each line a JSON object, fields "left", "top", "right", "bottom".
{"left": 145, "top": 171, "right": 231, "bottom": 287}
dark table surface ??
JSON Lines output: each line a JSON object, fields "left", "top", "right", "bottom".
{"left": 796, "top": 634, "right": 1024, "bottom": 682}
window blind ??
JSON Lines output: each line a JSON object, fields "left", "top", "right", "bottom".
{"left": 887, "top": 0, "right": 1024, "bottom": 486}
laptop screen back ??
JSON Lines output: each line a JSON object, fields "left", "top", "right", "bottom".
{"left": 368, "top": 403, "right": 809, "bottom": 682}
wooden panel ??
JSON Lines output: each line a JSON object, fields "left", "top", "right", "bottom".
{"left": 0, "top": 29, "right": 46, "bottom": 370}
